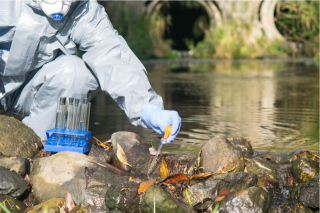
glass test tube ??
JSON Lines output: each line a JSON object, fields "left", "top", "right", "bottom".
{"left": 66, "top": 98, "right": 74, "bottom": 130}
{"left": 56, "top": 97, "right": 66, "bottom": 144}
{"left": 80, "top": 98, "right": 88, "bottom": 132}
{"left": 86, "top": 102, "right": 91, "bottom": 131}
{"left": 72, "top": 99, "right": 81, "bottom": 131}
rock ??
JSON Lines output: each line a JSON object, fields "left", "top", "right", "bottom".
{"left": 29, "top": 151, "right": 128, "bottom": 210}
{"left": 218, "top": 187, "right": 272, "bottom": 213}
{"left": 246, "top": 159, "right": 278, "bottom": 186}
{"left": 200, "top": 136, "right": 252, "bottom": 173}
{"left": 0, "top": 195, "right": 27, "bottom": 213}
{"left": 183, "top": 172, "right": 257, "bottom": 210}
{"left": 294, "top": 203, "right": 313, "bottom": 213}
{"left": 291, "top": 176, "right": 319, "bottom": 198}
{"left": 0, "top": 166, "right": 29, "bottom": 197}
{"left": 140, "top": 186, "right": 189, "bottom": 213}
{"left": 105, "top": 182, "right": 140, "bottom": 212}
{"left": 268, "top": 206, "right": 285, "bottom": 213}
{"left": 298, "top": 188, "right": 319, "bottom": 208}
{"left": 0, "top": 153, "right": 30, "bottom": 176}
{"left": 111, "top": 132, "right": 152, "bottom": 174}
{"left": 0, "top": 115, "right": 42, "bottom": 158}
{"left": 88, "top": 144, "right": 113, "bottom": 164}
{"left": 292, "top": 158, "right": 319, "bottom": 183}
{"left": 28, "top": 198, "right": 64, "bottom": 213}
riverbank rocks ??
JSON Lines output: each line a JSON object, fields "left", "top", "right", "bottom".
{"left": 0, "top": 166, "right": 29, "bottom": 197}
{"left": 218, "top": 186, "right": 272, "bottom": 213}
{"left": 105, "top": 182, "right": 140, "bottom": 212}
{"left": 111, "top": 132, "right": 152, "bottom": 174}
{"left": 201, "top": 136, "right": 253, "bottom": 173}
{"left": 246, "top": 159, "right": 278, "bottom": 186}
{"left": 140, "top": 186, "right": 189, "bottom": 213}
{"left": 0, "top": 154, "right": 30, "bottom": 176}
{"left": 28, "top": 198, "right": 64, "bottom": 213}
{"left": 291, "top": 176, "right": 319, "bottom": 198}
{"left": 88, "top": 144, "right": 113, "bottom": 163}
{"left": 29, "top": 151, "right": 128, "bottom": 210}
{"left": 183, "top": 172, "right": 257, "bottom": 210}
{"left": 294, "top": 203, "right": 313, "bottom": 213}
{"left": 0, "top": 195, "right": 27, "bottom": 213}
{"left": 0, "top": 115, "right": 42, "bottom": 158}
{"left": 292, "top": 158, "right": 319, "bottom": 183}
{"left": 298, "top": 188, "right": 319, "bottom": 208}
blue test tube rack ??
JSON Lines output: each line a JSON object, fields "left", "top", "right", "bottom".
{"left": 44, "top": 128, "right": 91, "bottom": 153}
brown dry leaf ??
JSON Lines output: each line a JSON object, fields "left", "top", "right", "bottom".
{"left": 116, "top": 143, "right": 132, "bottom": 167}
{"left": 219, "top": 189, "right": 230, "bottom": 196}
{"left": 244, "top": 166, "right": 248, "bottom": 173}
{"left": 190, "top": 172, "right": 214, "bottom": 180}
{"left": 65, "top": 188, "right": 76, "bottom": 212}
{"left": 138, "top": 179, "right": 157, "bottom": 194}
{"left": 248, "top": 140, "right": 253, "bottom": 149}
{"left": 24, "top": 174, "right": 32, "bottom": 186}
{"left": 217, "top": 196, "right": 225, "bottom": 202}
{"left": 161, "top": 174, "right": 188, "bottom": 184}
{"left": 288, "top": 173, "right": 293, "bottom": 187}
{"left": 160, "top": 157, "right": 168, "bottom": 179}
{"left": 221, "top": 167, "right": 226, "bottom": 173}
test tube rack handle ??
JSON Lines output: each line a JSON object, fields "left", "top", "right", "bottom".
{"left": 44, "top": 128, "right": 91, "bottom": 153}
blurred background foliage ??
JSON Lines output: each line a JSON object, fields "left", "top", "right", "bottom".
{"left": 99, "top": 1, "right": 319, "bottom": 61}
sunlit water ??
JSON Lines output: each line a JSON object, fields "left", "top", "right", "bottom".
{"left": 1, "top": 60, "right": 319, "bottom": 155}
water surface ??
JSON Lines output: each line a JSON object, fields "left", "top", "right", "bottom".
{"left": 89, "top": 60, "right": 319, "bottom": 155}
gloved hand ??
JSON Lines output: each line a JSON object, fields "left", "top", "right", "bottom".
{"left": 141, "top": 103, "right": 181, "bottom": 144}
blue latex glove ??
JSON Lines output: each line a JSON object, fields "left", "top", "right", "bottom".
{"left": 141, "top": 103, "right": 181, "bottom": 144}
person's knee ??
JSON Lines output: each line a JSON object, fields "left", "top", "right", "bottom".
{"left": 42, "top": 55, "right": 99, "bottom": 93}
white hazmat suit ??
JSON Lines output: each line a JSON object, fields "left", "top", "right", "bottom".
{"left": 0, "top": 0, "right": 164, "bottom": 141}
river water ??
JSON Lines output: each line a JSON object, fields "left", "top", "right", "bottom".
{"left": 89, "top": 60, "right": 319, "bottom": 155}
{"left": 1, "top": 60, "right": 318, "bottom": 156}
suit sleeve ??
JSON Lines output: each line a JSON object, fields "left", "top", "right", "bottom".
{"left": 72, "top": 1, "right": 163, "bottom": 127}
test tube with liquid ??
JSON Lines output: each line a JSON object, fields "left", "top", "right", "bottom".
{"left": 86, "top": 101, "right": 91, "bottom": 131}
{"left": 66, "top": 98, "right": 74, "bottom": 143}
{"left": 80, "top": 98, "right": 88, "bottom": 132}
{"left": 71, "top": 99, "right": 81, "bottom": 146}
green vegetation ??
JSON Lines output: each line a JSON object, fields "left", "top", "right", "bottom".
{"left": 100, "top": 1, "right": 319, "bottom": 60}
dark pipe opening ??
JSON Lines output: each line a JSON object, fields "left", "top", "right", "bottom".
{"left": 160, "top": 2, "right": 210, "bottom": 51}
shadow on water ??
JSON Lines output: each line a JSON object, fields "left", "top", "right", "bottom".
{"left": 1, "top": 60, "right": 319, "bottom": 156}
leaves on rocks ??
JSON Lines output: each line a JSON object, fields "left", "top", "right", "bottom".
{"left": 116, "top": 143, "right": 132, "bottom": 167}
{"left": 92, "top": 136, "right": 112, "bottom": 150}
{"left": 138, "top": 179, "right": 157, "bottom": 194}
{"left": 65, "top": 188, "right": 76, "bottom": 212}
{"left": 190, "top": 172, "right": 215, "bottom": 180}
{"left": 160, "top": 157, "right": 168, "bottom": 178}
{"left": 160, "top": 174, "right": 188, "bottom": 184}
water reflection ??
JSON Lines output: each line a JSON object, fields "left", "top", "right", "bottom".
{"left": 1, "top": 61, "right": 319, "bottom": 156}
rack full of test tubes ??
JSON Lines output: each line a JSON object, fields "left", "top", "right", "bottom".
{"left": 44, "top": 97, "right": 92, "bottom": 153}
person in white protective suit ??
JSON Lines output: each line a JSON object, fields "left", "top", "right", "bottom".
{"left": 0, "top": 0, "right": 181, "bottom": 142}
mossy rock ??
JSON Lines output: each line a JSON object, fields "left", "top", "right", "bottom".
{"left": 292, "top": 158, "right": 319, "bottom": 183}
{"left": 0, "top": 115, "right": 41, "bottom": 158}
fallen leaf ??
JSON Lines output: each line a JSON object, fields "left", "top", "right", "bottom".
{"left": 190, "top": 172, "right": 214, "bottom": 180}
{"left": 24, "top": 174, "right": 32, "bottom": 186}
{"left": 116, "top": 143, "right": 132, "bottom": 167}
{"left": 219, "top": 189, "right": 230, "bottom": 196}
{"left": 128, "top": 177, "right": 142, "bottom": 183}
{"left": 138, "top": 179, "right": 157, "bottom": 194}
{"left": 288, "top": 173, "right": 293, "bottom": 187}
{"left": 85, "top": 167, "right": 97, "bottom": 189}
{"left": 69, "top": 204, "right": 81, "bottom": 213}
{"left": 221, "top": 167, "right": 226, "bottom": 173}
{"left": 161, "top": 174, "right": 188, "bottom": 184}
{"left": 255, "top": 161, "right": 271, "bottom": 171}
{"left": 149, "top": 147, "right": 158, "bottom": 156}
{"left": 217, "top": 196, "right": 225, "bottom": 202}
{"left": 160, "top": 157, "right": 168, "bottom": 178}
{"left": 244, "top": 166, "right": 248, "bottom": 173}
{"left": 65, "top": 188, "right": 76, "bottom": 212}
{"left": 94, "top": 122, "right": 100, "bottom": 126}
{"left": 114, "top": 159, "right": 127, "bottom": 171}
{"left": 39, "top": 151, "right": 46, "bottom": 157}
{"left": 248, "top": 139, "right": 253, "bottom": 149}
